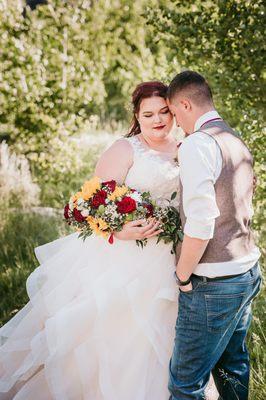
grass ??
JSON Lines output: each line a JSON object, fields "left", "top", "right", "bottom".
{"left": 248, "top": 284, "right": 266, "bottom": 399}
{"left": 0, "top": 210, "right": 71, "bottom": 324}
{"left": 0, "top": 211, "right": 265, "bottom": 399}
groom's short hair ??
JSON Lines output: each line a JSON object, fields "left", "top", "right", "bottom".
{"left": 167, "top": 70, "right": 213, "bottom": 106}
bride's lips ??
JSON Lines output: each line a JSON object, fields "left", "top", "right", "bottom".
{"left": 153, "top": 125, "right": 166, "bottom": 130}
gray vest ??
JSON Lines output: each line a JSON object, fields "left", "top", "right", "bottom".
{"left": 177, "top": 120, "right": 255, "bottom": 264}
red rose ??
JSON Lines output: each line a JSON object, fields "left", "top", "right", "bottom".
{"left": 143, "top": 203, "right": 154, "bottom": 218}
{"left": 116, "top": 196, "right": 137, "bottom": 214}
{"left": 102, "top": 180, "right": 116, "bottom": 193}
{"left": 91, "top": 190, "right": 107, "bottom": 208}
{"left": 73, "top": 208, "right": 86, "bottom": 222}
{"left": 64, "top": 204, "right": 70, "bottom": 219}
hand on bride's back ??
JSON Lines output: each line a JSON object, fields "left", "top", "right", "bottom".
{"left": 114, "top": 219, "right": 162, "bottom": 241}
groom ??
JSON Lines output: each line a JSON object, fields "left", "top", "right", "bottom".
{"left": 167, "top": 71, "right": 261, "bottom": 400}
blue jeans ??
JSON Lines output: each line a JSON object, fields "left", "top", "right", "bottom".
{"left": 168, "top": 263, "right": 262, "bottom": 400}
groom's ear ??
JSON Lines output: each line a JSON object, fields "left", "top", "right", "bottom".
{"left": 180, "top": 99, "right": 192, "bottom": 111}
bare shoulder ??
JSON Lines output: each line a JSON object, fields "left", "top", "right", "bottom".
{"left": 107, "top": 137, "right": 133, "bottom": 154}
{"left": 95, "top": 137, "right": 133, "bottom": 182}
{"left": 99, "top": 137, "right": 133, "bottom": 163}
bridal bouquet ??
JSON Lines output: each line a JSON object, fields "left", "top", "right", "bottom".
{"left": 64, "top": 176, "right": 183, "bottom": 253}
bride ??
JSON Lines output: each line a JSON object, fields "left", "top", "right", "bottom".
{"left": 0, "top": 81, "right": 215, "bottom": 400}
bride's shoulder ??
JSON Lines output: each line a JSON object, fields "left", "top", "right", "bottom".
{"left": 95, "top": 137, "right": 134, "bottom": 180}
{"left": 106, "top": 137, "right": 133, "bottom": 156}
{"left": 97, "top": 137, "right": 133, "bottom": 165}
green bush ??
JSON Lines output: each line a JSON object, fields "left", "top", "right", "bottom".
{"left": 0, "top": 0, "right": 162, "bottom": 177}
{"left": 38, "top": 137, "right": 102, "bottom": 207}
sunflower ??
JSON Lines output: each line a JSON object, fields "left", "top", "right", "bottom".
{"left": 86, "top": 216, "right": 109, "bottom": 238}
{"left": 81, "top": 176, "right": 101, "bottom": 200}
{"left": 108, "top": 185, "right": 128, "bottom": 201}
{"left": 71, "top": 191, "right": 83, "bottom": 204}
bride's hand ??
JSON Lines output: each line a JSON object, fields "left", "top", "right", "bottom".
{"left": 114, "top": 219, "right": 163, "bottom": 241}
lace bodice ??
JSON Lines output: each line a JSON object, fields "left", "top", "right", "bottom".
{"left": 124, "top": 136, "right": 180, "bottom": 208}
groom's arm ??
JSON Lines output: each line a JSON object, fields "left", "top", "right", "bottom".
{"left": 176, "top": 235, "right": 209, "bottom": 283}
{"left": 176, "top": 133, "right": 222, "bottom": 291}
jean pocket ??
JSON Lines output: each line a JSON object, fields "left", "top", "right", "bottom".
{"left": 179, "top": 287, "right": 194, "bottom": 295}
{"left": 205, "top": 292, "right": 246, "bottom": 333}
{"left": 178, "top": 279, "right": 201, "bottom": 295}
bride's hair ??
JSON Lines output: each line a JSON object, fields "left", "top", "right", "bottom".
{"left": 126, "top": 81, "right": 168, "bottom": 137}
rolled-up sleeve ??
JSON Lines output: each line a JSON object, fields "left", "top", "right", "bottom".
{"left": 178, "top": 133, "right": 221, "bottom": 240}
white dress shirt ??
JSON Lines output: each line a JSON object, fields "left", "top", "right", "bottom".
{"left": 179, "top": 111, "right": 260, "bottom": 277}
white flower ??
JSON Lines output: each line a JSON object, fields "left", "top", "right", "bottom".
{"left": 129, "top": 192, "right": 142, "bottom": 203}
{"left": 105, "top": 204, "right": 117, "bottom": 213}
{"left": 69, "top": 198, "right": 74, "bottom": 211}
{"left": 77, "top": 198, "right": 84, "bottom": 206}
{"left": 81, "top": 210, "right": 90, "bottom": 217}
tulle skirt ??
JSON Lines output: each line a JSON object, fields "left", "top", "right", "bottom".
{"left": 0, "top": 233, "right": 178, "bottom": 400}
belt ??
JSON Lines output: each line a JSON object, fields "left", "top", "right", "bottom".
{"left": 192, "top": 263, "right": 258, "bottom": 282}
{"left": 192, "top": 272, "right": 245, "bottom": 282}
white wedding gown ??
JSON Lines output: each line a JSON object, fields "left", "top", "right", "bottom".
{"left": 0, "top": 136, "right": 218, "bottom": 400}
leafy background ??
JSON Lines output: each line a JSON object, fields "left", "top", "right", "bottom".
{"left": 0, "top": 0, "right": 265, "bottom": 398}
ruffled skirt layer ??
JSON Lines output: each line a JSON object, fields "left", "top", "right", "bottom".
{"left": 0, "top": 233, "right": 178, "bottom": 400}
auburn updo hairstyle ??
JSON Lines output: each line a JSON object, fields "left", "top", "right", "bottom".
{"left": 126, "top": 81, "right": 168, "bottom": 137}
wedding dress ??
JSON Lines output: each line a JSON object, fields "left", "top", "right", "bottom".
{"left": 0, "top": 136, "right": 218, "bottom": 400}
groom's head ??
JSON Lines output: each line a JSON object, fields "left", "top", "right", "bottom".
{"left": 167, "top": 71, "right": 214, "bottom": 135}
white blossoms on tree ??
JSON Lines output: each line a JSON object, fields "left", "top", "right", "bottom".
{"left": 0, "top": 141, "right": 40, "bottom": 208}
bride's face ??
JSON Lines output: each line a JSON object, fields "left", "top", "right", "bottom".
{"left": 137, "top": 96, "right": 173, "bottom": 140}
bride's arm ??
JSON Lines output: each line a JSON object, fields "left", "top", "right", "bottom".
{"left": 95, "top": 139, "right": 133, "bottom": 184}
{"left": 95, "top": 139, "right": 162, "bottom": 240}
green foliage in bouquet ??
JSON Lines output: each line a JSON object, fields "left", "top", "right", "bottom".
{"left": 155, "top": 191, "right": 184, "bottom": 254}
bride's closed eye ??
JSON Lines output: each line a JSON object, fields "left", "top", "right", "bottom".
{"left": 142, "top": 108, "right": 170, "bottom": 118}
{"left": 160, "top": 106, "right": 170, "bottom": 114}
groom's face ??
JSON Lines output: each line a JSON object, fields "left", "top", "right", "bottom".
{"left": 167, "top": 97, "right": 194, "bottom": 135}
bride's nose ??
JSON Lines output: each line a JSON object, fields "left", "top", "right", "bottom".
{"left": 154, "top": 113, "right": 162, "bottom": 123}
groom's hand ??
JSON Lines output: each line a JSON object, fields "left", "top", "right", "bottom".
{"left": 179, "top": 282, "right": 193, "bottom": 292}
